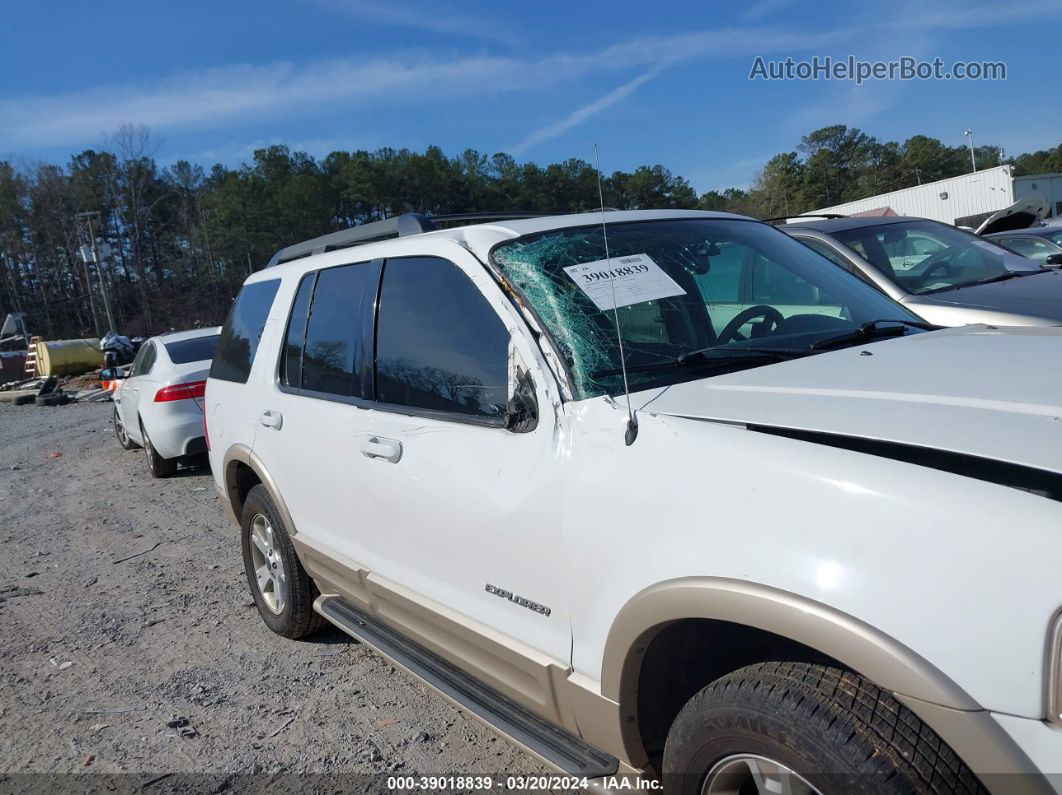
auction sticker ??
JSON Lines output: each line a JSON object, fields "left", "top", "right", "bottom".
{"left": 563, "top": 253, "right": 686, "bottom": 311}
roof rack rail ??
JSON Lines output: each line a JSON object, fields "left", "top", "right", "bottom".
{"left": 265, "top": 213, "right": 435, "bottom": 268}
{"left": 761, "top": 213, "right": 848, "bottom": 225}
{"left": 264, "top": 211, "right": 555, "bottom": 268}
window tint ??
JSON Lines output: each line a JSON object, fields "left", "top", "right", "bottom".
{"left": 165, "top": 334, "right": 220, "bottom": 364}
{"left": 280, "top": 273, "right": 315, "bottom": 388}
{"left": 1047, "top": 230, "right": 1062, "bottom": 247}
{"left": 210, "top": 280, "right": 280, "bottom": 384}
{"left": 301, "top": 262, "right": 377, "bottom": 398}
{"left": 376, "top": 257, "right": 508, "bottom": 420}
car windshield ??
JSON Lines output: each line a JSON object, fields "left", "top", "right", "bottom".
{"left": 832, "top": 220, "right": 1043, "bottom": 295}
{"left": 491, "top": 218, "right": 925, "bottom": 399}
{"left": 165, "top": 333, "right": 220, "bottom": 364}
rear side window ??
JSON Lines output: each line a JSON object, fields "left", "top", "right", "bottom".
{"left": 300, "top": 263, "right": 378, "bottom": 398}
{"left": 375, "top": 257, "right": 508, "bottom": 421}
{"left": 165, "top": 334, "right": 220, "bottom": 364}
{"left": 280, "top": 274, "right": 315, "bottom": 388}
{"left": 210, "top": 279, "right": 280, "bottom": 383}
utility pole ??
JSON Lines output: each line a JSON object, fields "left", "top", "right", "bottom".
{"left": 76, "top": 211, "right": 117, "bottom": 333}
{"left": 964, "top": 129, "right": 977, "bottom": 172}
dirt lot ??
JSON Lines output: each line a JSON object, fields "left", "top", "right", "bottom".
{"left": 0, "top": 401, "right": 546, "bottom": 793}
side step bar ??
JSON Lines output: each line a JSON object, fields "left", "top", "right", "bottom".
{"left": 318, "top": 596, "right": 619, "bottom": 779}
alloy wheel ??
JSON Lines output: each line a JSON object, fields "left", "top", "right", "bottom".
{"left": 248, "top": 513, "right": 287, "bottom": 615}
{"left": 702, "top": 754, "right": 821, "bottom": 795}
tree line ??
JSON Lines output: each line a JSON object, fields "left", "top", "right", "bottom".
{"left": 2, "top": 122, "right": 1060, "bottom": 340}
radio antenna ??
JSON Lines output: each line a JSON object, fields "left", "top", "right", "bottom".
{"left": 595, "top": 144, "right": 638, "bottom": 446}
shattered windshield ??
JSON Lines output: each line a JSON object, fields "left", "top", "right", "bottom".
{"left": 491, "top": 218, "right": 924, "bottom": 399}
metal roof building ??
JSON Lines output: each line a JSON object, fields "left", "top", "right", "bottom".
{"left": 811, "top": 165, "right": 1062, "bottom": 227}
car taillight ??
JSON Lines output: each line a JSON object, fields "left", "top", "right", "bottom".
{"left": 154, "top": 380, "right": 206, "bottom": 402}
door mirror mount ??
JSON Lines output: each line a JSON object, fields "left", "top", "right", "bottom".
{"left": 505, "top": 343, "right": 539, "bottom": 434}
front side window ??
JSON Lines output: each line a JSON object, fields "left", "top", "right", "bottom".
{"left": 131, "top": 342, "right": 153, "bottom": 376}
{"left": 492, "top": 218, "right": 924, "bottom": 399}
{"left": 211, "top": 280, "right": 281, "bottom": 383}
{"left": 375, "top": 257, "right": 508, "bottom": 421}
{"left": 832, "top": 221, "right": 1042, "bottom": 295}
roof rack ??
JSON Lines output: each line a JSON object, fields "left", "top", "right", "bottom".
{"left": 264, "top": 211, "right": 554, "bottom": 268}
{"left": 265, "top": 213, "right": 435, "bottom": 268}
{"left": 761, "top": 213, "right": 847, "bottom": 225}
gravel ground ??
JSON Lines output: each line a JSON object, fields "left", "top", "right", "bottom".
{"left": 0, "top": 401, "right": 548, "bottom": 793}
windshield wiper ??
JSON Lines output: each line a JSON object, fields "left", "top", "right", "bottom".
{"left": 808, "top": 319, "right": 928, "bottom": 351}
{"left": 591, "top": 347, "right": 808, "bottom": 378}
{"left": 968, "top": 269, "right": 1045, "bottom": 287}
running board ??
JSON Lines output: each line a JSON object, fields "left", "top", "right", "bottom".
{"left": 318, "top": 596, "right": 618, "bottom": 779}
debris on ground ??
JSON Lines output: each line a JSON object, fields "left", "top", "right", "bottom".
{"left": 165, "top": 716, "right": 198, "bottom": 738}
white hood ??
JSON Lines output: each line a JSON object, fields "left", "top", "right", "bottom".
{"left": 642, "top": 325, "right": 1062, "bottom": 474}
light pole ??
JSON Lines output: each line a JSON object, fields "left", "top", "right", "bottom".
{"left": 75, "top": 211, "right": 117, "bottom": 334}
{"left": 964, "top": 129, "right": 977, "bottom": 172}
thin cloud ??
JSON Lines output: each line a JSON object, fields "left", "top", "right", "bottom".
{"left": 2, "top": 3, "right": 1057, "bottom": 154}
{"left": 507, "top": 64, "right": 669, "bottom": 156}
{"left": 741, "top": 0, "right": 796, "bottom": 22}
{"left": 0, "top": 26, "right": 847, "bottom": 151}
{"left": 312, "top": 0, "right": 516, "bottom": 44}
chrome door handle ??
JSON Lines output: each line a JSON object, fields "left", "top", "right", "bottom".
{"left": 259, "top": 410, "right": 283, "bottom": 430}
{"left": 361, "top": 436, "right": 402, "bottom": 463}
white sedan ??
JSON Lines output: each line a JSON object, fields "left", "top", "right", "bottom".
{"left": 113, "top": 327, "right": 220, "bottom": 477}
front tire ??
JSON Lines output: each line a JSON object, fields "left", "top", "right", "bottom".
{"left": 240, "top": 484, "right": 325, "bottom": 639}
{"left": 140, "top": 419, "right": 177, "bottom": 478}
{"left": 663, "top": 662, "right": 982, "bottom": 795}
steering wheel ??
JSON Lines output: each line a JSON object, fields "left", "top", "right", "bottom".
{"left": 718, "top": 305, "right": 785, "bottom": 344}
{"left": 913, "top": 255, "right": 953, "bottom": 287}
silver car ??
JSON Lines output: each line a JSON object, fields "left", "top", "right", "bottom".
{"left": 780, "top": 215, "right": 1062, "bottom": 326}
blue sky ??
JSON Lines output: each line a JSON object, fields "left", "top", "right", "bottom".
{"left": 2, "top": 0, "right": 1060, "bottom": 192}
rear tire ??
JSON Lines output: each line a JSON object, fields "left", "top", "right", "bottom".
{"left": 663, "top": 661, "right": 983, "bottom": 795}
{"left": 114, "top": 407, "right": 139, "bottom": 450}
{"left": 140, "top": 420, "right": 178, "bottom": 478}
{"left": 240, "top": 484, "right": 325, "bottom": 639}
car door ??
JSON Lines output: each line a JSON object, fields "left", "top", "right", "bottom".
{"left": 119, "top": 341, "right": 156, "bottom": 442}
{"left": 358, "top": 253, "right": 571, "bottom": 670}
{"left": 248, "top": 260, "right": 395, "bottom": 571}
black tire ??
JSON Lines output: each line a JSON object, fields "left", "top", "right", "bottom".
{"left": 13, "top": 394, "right": 35, "bottom": 406}
{"left": 240, "top": 484, "right": 326, "bottom": 639}
{"left": 663, "top": 662, "right": 983, "bottom": 795}
{"left": 113, "top": 407, "right": 139, "bottom": 450}
{"left": 35, "top": 393, "right": 62, "bottom": 407}
{"left": 140, "top": 420, "right": 178, "bottom": 478}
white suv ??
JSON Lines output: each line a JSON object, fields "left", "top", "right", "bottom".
{"left": 207, "top": 210, "right": 1062, "bottom": 794}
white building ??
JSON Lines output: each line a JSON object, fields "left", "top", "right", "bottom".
{"left": 811, "top": 165, "right": 1062, "bottom": 227}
